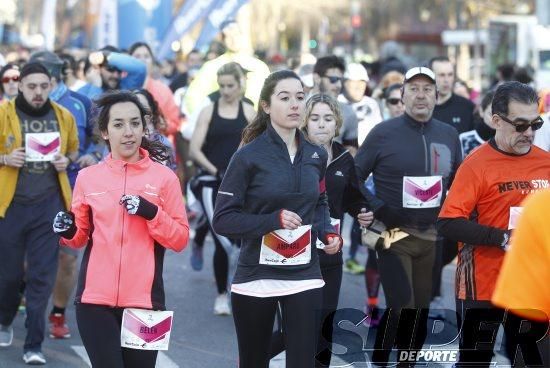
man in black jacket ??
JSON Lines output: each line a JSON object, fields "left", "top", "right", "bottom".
{"left": 355, "top": 66, "right": 462, "bottom": 365}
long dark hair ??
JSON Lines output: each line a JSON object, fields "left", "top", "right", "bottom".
{"left": 241, "top": 70, "right": 303, "bottom": 144}
{"left": 94, "top": 91, "right": 169, "bottom": 164}
{"left": 133, "top": 88, "right": 164, "bottom": 131}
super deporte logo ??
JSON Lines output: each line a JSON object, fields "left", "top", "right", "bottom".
{"left": 497, "top": 179, "right": 550, "bottom": 194}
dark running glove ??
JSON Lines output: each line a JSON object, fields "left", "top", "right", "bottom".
{"left": 52, "top": 211, "right": 77, "bottom": 239}
{"left": 119, "top": 195, "right": 158, "bottom": 220}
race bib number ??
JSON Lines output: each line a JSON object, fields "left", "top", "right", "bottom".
{"left": 403, "top": 176, "right": 443, "bottom": 208}
{"left": 121, "top": 309, "right": 173, "bottom": 350}
{"left": 316, "top": 218, "right": 340, "bottom": 249}
{"left": 260, "top": 225, "right": 312, "bottom": 265}
{"left": 25, "top": 132, "right": 60, "bottom": 162}
{"left": 508, "top": 207, "right": 523, "bottom": 230}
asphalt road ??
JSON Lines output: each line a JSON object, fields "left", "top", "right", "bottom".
{"left": 0, "top": 218, "right": 515, "bottom": 367}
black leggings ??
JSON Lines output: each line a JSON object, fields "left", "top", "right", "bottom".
{"left": 270, "top": 266, "right": 343, "bottom": 367}
{"left": 232, "top": 288, "right": 322, "bottom": 368}
{"left": 431, "top": 236, "right": 458, "bottom": 298}
{"left": 76, "top": 304, "right": 158, "bottom": 368}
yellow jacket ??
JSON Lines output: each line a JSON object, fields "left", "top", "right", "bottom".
{"left": 0, "top": 99, "right": 79, "bottom": 217}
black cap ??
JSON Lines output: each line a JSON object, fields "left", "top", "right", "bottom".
{"left": 19, "top": 62, "right": 51, "bottom": 80}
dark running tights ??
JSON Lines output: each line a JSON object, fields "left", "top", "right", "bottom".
{"left": 76, "top": 304, "right": 158, "bottom": 368}
{"left": 232, "top": 288, "right": 322, "bottom": 368}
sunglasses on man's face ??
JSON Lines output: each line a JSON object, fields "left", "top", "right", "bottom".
{"left": 387, "top": 98, "right": 402, "bottom": 106}
{"left": 104, "top": 66, "right": 121, "bottom": 74}
{"left": 498, "top": 114, "right": 544, "bottom": 133}
{"left": 2, "top": 76, "right": 19, "bottom": 83}
{"left": 324, "top": 75, "right": 343, "bottom": 84}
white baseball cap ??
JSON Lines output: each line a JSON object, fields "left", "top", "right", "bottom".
{"left": 404, "top": 66, "right": 436, "bottom": 84}
{"left": 345, "top": 63, "right": 369, "bottom": 81}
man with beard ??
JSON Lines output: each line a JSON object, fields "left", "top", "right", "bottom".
{"left": 438, "top": 81, "right": 550, "bottom": 367}
{"left": 0, "top": 63, "right": 78, "bottom": 365}
{"left": 77, "top": 46, "right": 146, "bottom": 100}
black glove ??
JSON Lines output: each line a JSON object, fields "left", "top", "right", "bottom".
{"left": 119, "top": 195, "right": 158, "bottom": 220}
{"left": 375, "top": 205, "right": 408, "bottom": 230}
{"left": 52, "top": 211, "right": 77, "bottom": 239}
{"left": 500, "top": 230, "right": 512, "bottom": 251}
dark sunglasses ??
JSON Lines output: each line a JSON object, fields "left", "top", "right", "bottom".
{"left": 324, "top": 75, "right": 343, "bottom": 84}
{"left": 498, "top": 114, "right": 544, "bottom": 133}
{"left": 2, "top": 76, "right": 19, "bottom": 83}
{"left": 387, "top": 98, "right": 402, "bottom": 106}
{"left": 104, "top": 65, "right": 121, "bottom": 73}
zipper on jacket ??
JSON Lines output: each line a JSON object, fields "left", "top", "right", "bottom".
{"left": 116, "top": 164, "right": 128, "bottom": 306}
{"left": 420, "top": 124, "right": 428, "bottom": 174}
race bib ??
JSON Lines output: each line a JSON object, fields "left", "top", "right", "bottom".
{"left": 260, "top": 225, "right": 312, "bottom": 265}
{"left": 120, "top": 308, "right": 173, "bottom": 350}
{"left": 402, "top": 176, "right": 443, "bottom": 208}
{"left": 316, "top": 218, "right": 341, "bottom": 249}
{"left": 25, "top": 132, "right": 60, "bottom": 162}
{"left": 508, "top": 207, "right": 523, "bottom": 230}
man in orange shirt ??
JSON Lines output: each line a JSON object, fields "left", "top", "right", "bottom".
{"left": 438, "top": 81, "right": 550, "bottom": 366}
{"left": 492, "top": 189, "right": 550, "bottom": 367}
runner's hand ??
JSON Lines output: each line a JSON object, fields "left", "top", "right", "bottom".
{"left": 53, "top": 211, "right": 77, "bottom": 238}
{"left": 357, "top": 208, "right": 374, "bottom": 227}
{"left": 51, "top": 154, "right": 70, "bottom": 172}
{"left": 279, "top": 210, "right": 302, "bottom": 230}
{"left": 324, "top": 234, "right": 342, "bottom": 255}
{"left": 120, "top": 195, "right": 158, "bottom": 220}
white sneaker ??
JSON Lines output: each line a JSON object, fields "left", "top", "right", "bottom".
{"left": 23, "top": 351, "right": 46, "bottom": 365}
{"left": 214, "top": 293, "right": 231, "bottom": 316}
{"left": 0, "top": 324, "right": 13, "bottom": 347}
{"left": 428, "top": 296, "right": 446, "bottom": 319}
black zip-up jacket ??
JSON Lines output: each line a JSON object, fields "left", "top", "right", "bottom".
{"left": 212, "top": 123, "right": 335, "bottom": 283}
{"left": 320, "top": 141, "right": 368, "bottom": 267}
{"left": 355, "top": 113, "right": 462, "bottom": 241}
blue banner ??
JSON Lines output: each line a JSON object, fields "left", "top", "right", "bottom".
{"left": 157, "top": 0, "right": 219, "bottom": 60}
{"left": 118, "top": 0, "right": 173, "bottom": 51}
{"left": 194, "top": 0, "right": 249, "bottom": 52}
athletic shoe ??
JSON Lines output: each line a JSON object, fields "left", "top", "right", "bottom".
{"left": 22, "top": 351, "right": 46, "bottom": 365}
{"left": 190, "top": 241, "right": 204, "bottom": 271}
{"left": 214, "top": 293, "right": 231, "bottom": 315}
{"left": 18, "top": 296, "right": 26, "bottom": 314}
{"left": 0, "top": 324, "right": 13, "bottom": 347}
{"left": 48, "top": 313, "right": 71, "bottom": 339}
{"left": 343, "top": 259, "right": 365, "bottom": 275}
{"left": 428, "top": 296, "right": 446, "bottom": 320}
{"left": 363, "top": 304, "right": 381, "bottom": 328}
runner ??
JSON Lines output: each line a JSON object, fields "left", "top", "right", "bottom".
{"left": 0, "top": 62, "right": 79, "bottom": 365}
{"left": 0, "top": 63, "right": 20, "bottom": 103}
{"left": 212, "top": 70, "right": 342, "bottom": 367}
{"left": 52, "top": 91, "right": 189, "bottom": 368}
{"left": 355, "top": 66, "right": 462, "bottom": 365}
{"left": 188, "top": 62, "right": 255, "bottom": 315}
{"left": 437, "top": 81, "right": 550, "bottom": 366}
{"left": 269, "top": 93, "right": 373, "bottom": 367}
{"left": 384, "top": 83, "right": 405, "bottom": 118}
{"left": 458, "top": 90, "right": 496, "bottom": 157}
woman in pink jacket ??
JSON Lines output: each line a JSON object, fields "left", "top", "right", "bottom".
{"left": 53, "top": 91, "right": 189, "bottom": 367}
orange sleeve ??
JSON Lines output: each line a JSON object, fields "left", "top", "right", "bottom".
{"left": 492, "top": 191, "right": 550, "bottom": 321}
{"left": 439, "top": 161, "right": 481, "bottom": 219}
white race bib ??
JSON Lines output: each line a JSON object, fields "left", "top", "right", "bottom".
{"left": 120, "top": 308, "right": 173, "bottom": 350}
{"left": 508, "top": 207, "right": 523, "bottom": 230}
{"left": 402, "top": 176, "right": 443, "bottom": 208}
{"left": 260, "top": 225, "right": 312, "bottom": 265}
{"left": 316, "top": 218, "right": 341, "bottom": 249}
{"left": 25, "top": 132, "right": 60, "bottom": 162}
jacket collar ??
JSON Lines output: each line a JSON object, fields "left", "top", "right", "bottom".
{"left": 404, "top": 112, "right": 432, "bottom": 131}
{"left": 265, "top": 122, "right": 305, "bottom": 154}
{"left": 105, "top": 147, "right": 152, "bottom": 171}
{"left": 330, "top": 140, "right": 348, "bottom": 164}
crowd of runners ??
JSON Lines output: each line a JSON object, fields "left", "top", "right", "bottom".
{"left": 0, "top": 18, "right": 549, "bottom": 368}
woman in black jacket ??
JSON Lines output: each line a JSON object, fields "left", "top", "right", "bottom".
{"left": 213, "top": 71, "right": 342, "bottom": 368}
{"left": 270, "top": 93, "right": 374, "bottom": 367}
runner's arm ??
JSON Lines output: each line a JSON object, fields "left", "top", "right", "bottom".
{"left": 436, "top": 217, "right": 508, "bottom": 246}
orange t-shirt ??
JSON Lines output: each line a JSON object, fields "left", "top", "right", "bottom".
{"left": 439, "top": 141, "right": 550, "bottom": 300}
{"left": 492, "top": 189, "right": 550, "bottom": 321}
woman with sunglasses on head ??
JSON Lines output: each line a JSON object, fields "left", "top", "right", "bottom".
{"left": 0, "top": 64, "right": 20, "bottom": 103}
{"left": 213, "top": 71, "right": 342, "bottom": 368}
{"left": 189, "top": 62, "right": 255, "bottom": 316}
{"left": 269, "top": 94, "right": 374, "bottom": 367}
{"left": 52, "top": 91, "right": 189, "bottom": 368}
